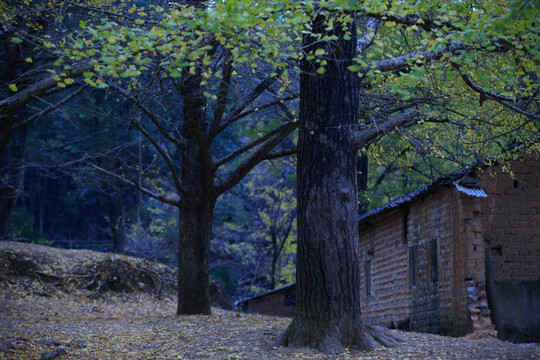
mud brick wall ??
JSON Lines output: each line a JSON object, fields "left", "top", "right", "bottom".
{"left": 480, "top": 157, "right": 540, "bottom": 282}
{"left": 407, "top": 189, "right": 455, "bottom": 333}
{"left": 359, "top": 210, "right": 410, "bottom": 328}
{"left": 359, "top": 188, "right": 456, "bottom": 333}
{"left": 479, "top": 157, "right": 540, "bottom": 342}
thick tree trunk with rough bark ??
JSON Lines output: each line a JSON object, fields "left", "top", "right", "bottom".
{"left": 278, "top": 15, "right": 402, "bottom": 354}
{"left": 177, "top": 67, "right": 216, "bottom": 315}
{"left": 177, "top": 195, "right": 215, "bottom": 315}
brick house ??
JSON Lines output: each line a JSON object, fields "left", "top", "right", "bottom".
{"left": 238, "top": 156, "right": 540, "bottom": 342}
{"left": 357, "top": 155, "right": 540, "bottom": 342}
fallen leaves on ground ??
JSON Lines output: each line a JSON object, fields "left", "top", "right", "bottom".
{"left": 1, "top": 242, "right": 539, "bottom": 359}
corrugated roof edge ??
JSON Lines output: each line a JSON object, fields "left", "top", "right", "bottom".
{"left": 358, "top": 161, "right": 491, "bottom": 224}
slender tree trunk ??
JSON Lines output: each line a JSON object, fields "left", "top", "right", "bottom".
{"left": 0, "top": 188, "right": 16, "bottom": 239}
{"left": 0, "top": 151, "right": 23, "bottom": 240}
{"left": 278, "top": 15, "right": 379, "bottom": 354}
{"left": 270, "top": 233, "right": 278, "bottom": 289}
{"left": 108, "top": 191, "right": 126, "bottom": 253}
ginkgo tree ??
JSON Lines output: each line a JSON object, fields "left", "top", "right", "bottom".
{"left": 275, "top": 0, "right": 538, "bottom": 354}
{"left": 2, "top": 0, "right": 302, "bottom": 315}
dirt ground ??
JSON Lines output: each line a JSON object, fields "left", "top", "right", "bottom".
{"left": 1, "top": 294, "right": 539, "bottom": 360}
{"left": 1, "top": 242, "right": 539, "bottom": 359}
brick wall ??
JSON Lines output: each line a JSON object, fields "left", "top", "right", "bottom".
{"left": 359, "top": 209, "right": 410, "bottom": 328}
{"left": 479, "top": 157, "right": 540, "bottom": 342}
{"left": 480, "top": 157, "right": 540, "bottom": 282}
{"left": 452, "top": 190, "right": 495, "bottom": 338}
{"left": 359, "top": 188, "right": 459, "bottom": 334}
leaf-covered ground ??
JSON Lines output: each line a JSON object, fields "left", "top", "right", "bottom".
{"left": 1, "top": 242, "right": 539, "bottom": 359}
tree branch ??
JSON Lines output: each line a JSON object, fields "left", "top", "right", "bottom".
{"left": 0, "top": 61, "right": 93, "bottom": 116}
{"left": 363, "top": 11, "right": 461, "bottom": 32}
{"left": 89, "top": 164, "right": 180, "bottom": 206}
{"left": 217, "top": 72, "right": 283, "bottom": 135}
{"left": 357, "top": 17, "right": 381, "bottom": 53}
{"left": 106, "top": 81, "right": 186, "bottom": 149}
{"left": 263, "top": 147, "right": 297, "bottom": 160}
{"left": 351, "top": 109, "right": 419, "bottom": 149}
{"left": 12, "top": 85, "right": 88, "bottom": 132}
{"left": 214, "top": 121, "right": 298, "bottom": 197}
{"left": 208, "top": 52, "right": 233, "bottom": 141}
{"left": 126, "top": 116, "right": 186, "bottom": 196}
{"left": 224, "top": 95, "right": 298, "bottom": 126}
{"left": 365, "top": 43, "right": 470, "bottom": 74}
{"left": 456, "top": 67, "right": 540, "bottom": 121}
{"left": 215, "top": 120, "right": 298, "bottom": 168}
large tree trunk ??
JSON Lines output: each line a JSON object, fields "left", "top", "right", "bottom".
{"left": 177, "top": 64, "right": 216, "bottom": 315}
{"left": 177, "top": 196, "right": 215, "bottom": 315}
{"left": 278, "top": 14, "right": 400, "bottom": 354}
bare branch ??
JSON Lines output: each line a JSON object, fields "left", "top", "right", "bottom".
{"left": 217, "top": 72, "right": 283, "bottom": 134}
{"left": 215, "top": 120, "right": 299, "bottom": 168}
{"left": 89, "top": 164, "right": 180, "bottom": 206}
{"left": 225, "top": 95, "right": 298, "bottom": 126}
{"left": 12, "top": 85, "right": 88, "bottom": 131}
{"left": 106, "top": 81, "right": 186, "bottom": 149}
{"left": 214, "top": 121, "right": 298, "bottom": 197}
{"left": 263, "top": 147, "right": 297, "bottom": 160}
{"left": 208, "top": 52, "right": 233, "bottom": 141}
{"left": 125, "top": 116, "right": 187, "bottom": 196}
{"left": 101, "top": 83, "right": 187, "bottom": 196}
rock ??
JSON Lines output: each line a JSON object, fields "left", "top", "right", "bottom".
{"left": 40, "top": 347, "right": 67, "bottom": 360}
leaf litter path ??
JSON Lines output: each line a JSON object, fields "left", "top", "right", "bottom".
{"left": 1, "top": 294, "right": 539, "bottom": 360}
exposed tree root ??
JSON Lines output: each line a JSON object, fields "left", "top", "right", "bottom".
{"left": 275, "top": 319, "right": 407, "bottom": 355}
{"left": 0, "top": 242, "right": 232, "bottom": 309}
{"left": 367, "top": 324, "right": 407, "bottom": 347}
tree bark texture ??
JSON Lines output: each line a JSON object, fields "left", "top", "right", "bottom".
{"left": 278, "top": 15, "right": 378, "bottom": 353}
{"left": 177, "top": 69, "right": 216, "bottom": 315}
{"left": 177, "top": 196, "right": 215, "bottom": 315}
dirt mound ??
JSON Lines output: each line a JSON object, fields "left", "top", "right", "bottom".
{"left": 0, "top": 241, "right": 231, "bottom": 308}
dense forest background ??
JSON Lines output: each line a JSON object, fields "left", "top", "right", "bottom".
{"left": 1, "top": 0, "right": 537, "bottom": 305}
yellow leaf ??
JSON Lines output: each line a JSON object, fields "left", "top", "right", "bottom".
{"left": 9, "top": 83, "right": 17, "bottom": 92}
{"left": 25, "top": 57, "right": 32, "bottom": 63}
{"left": 64, "top": 78, "right": 74, "bottom": 85}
